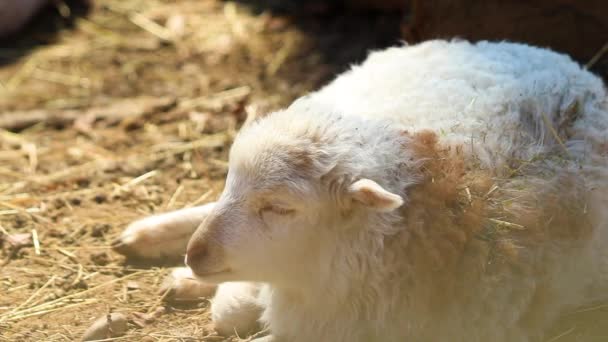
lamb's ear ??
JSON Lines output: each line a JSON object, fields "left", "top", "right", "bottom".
{"left": 348, "top": 179, "right": 403, "bottom": 212}
{"left": 241, "top": 104, "right": 270, "bottom": 129}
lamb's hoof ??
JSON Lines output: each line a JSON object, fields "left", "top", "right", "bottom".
{"left": 159, "top": 268, "right": 217, "bottom": 303}
{"left": 112, "top": 217, "right": 188, "bottom": 261}
{"left": 110, "top": 236, "right": 168, "bottom": 261}
{"left": 112, "top": 220, "right": 161, "bottom": 260}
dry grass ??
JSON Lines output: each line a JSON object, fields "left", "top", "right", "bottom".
{"left": 0, "top": 0, "right": 402, "bottom": 340}
{"left": 0, "top": 1, "right": 606, "bottom": 341}
{"left": 0, "top": 1, "right": 330, "bottom": 340}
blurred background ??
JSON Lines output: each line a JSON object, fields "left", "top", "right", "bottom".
{"left": 0, "top": 1, "right": 607, "bottom": 341}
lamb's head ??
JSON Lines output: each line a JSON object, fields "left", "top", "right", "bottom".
{"left": 185, "top": 104, "right": 410, "bottom": 285}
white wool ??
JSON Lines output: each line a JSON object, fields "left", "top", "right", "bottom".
{"left": 205, "top": 40, "right": 608, "bottom": 342}
{"left": 314, "top": 40, "right": 607, "bottom": 172}
{"left": 211, "top": 282, "right": 264, "bottom": 337}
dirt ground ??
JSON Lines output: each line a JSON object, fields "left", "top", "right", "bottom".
{"left": 0, "top": 1, "right": 607, "bottom": 341}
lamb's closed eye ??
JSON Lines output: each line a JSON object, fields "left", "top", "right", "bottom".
{"left": 259, "top": 205, "right": 295, "bottom": 217}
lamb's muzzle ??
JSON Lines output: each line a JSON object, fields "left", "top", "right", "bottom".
{"left": 184, "top": 240, "right": 208, "bottom": 275}
{"left": 185, "top": 209, "right": 232, "bottom": 280}
{"left": 186, "top": 239, "right": 232, "bottom": 279}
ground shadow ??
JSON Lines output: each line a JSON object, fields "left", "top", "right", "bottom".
{"left": 231, "top": 0, "right": 608, "bottom": 81}
{"left": 0, "top": 0, "right": 91, "bottom": 66}
{"left": 233, "top": 0, "right": 404, "bottom": 80}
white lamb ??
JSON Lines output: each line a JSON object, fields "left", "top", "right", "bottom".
{"left": 115, "top": 40, "right": 608, "bottom": 341}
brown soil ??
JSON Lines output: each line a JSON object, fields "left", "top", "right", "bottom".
{"left": 0, "top": 1, "right": 606, "bottom": 341}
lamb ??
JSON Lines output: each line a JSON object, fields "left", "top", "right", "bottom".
{"left": 115, "top": 40, "right": 608, "bottom": 341}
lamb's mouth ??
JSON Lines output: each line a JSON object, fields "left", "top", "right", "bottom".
{"left": 190, "top": 268, "right": 233, "bottom": 281}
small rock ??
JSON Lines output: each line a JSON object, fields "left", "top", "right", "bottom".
{"left": 52, "top": 198, "right": 66, "bottom": 209}
{"left": 69, "top": 197, "right": 82, "bottom": 206}
{"left": 81, "top": 313, "right": 128, "bottom": 341}
{"left": 72, "top": 279, "right": 88, "bottom": 290}
{"left": 165, "top": 14, "right": 185, "bottom": 38}
{"left": 5, "top": 233, "right": 32, "bottom": 249}
{"left": 13, "top": 215, "right": 28, "bottom": 229}
{"left": 47, "top": 228, "right": 66, "bottom": 238}
{"left": 76, "top": 178, "right": 90, "bottom": 188}
{"left": 93, "top": 194, "right": 108, "bottom": 204}
{"left": 126, "top": 281, "right": 140, "bottom": 290}
{"left": 48, "top": 289, "right": 66, "bottom": 301}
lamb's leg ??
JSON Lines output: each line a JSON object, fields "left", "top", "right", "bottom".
{"left": 113, "top": 202, "right": 216, "bottom": 260}
{"left": 212, "top": 282, "right": 265, "bottom": 337}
